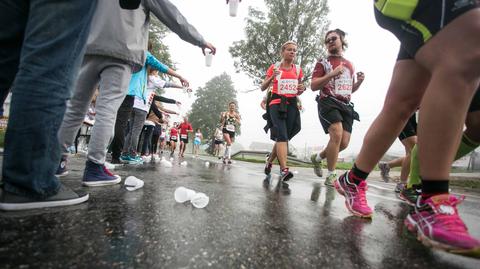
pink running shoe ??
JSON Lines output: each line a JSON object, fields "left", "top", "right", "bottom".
{"left": 334, "top": 172, "right": 373, "bottom": 218}
{"left": 405, "top": 194, "right": 480, "bottom": 257}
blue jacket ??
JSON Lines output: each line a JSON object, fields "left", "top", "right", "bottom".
{"left": 127, "top": 52, "right": 169, "bottom": 101}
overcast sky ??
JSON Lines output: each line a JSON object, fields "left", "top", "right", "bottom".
{"left": 161, "top": 0, "right": 405, "bottom": 157}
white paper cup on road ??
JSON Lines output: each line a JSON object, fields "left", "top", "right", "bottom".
{"left": 205, "top": 161, "right": 210, "bottom": 167}
{"left": 205, "top": 52, "right": 213, "bottom": 67}
{"left": 191, "top": 192, "right": 209, "bottom": 208}
{"left": 229, "top": 0, "right": 239, "bottom": 17}
{"left": 174, "top": 187, "right": 196, "bottom": 203}
{"left": 124, "top": 176, "right": 144, "bottom": 191}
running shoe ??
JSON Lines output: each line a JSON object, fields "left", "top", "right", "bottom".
{"left": 334, "top": 172, "right": 373, "bottom": 218}
{"left": 378, "top": 162, "right": 390, "bottom": 182}
{"left": 405, "top": 194, "right": 480, "bottom": 257}
{"left": 280, "top": 168, "right": 293, "bottom": 182}
{"left": 324, "top": 173, "right": 336, "bottom": 186}
{"left": 264, "top": 162, "right": 272, "bottom": 175}
{"left": 395, "top": 182, "right": 406, "bottom": 193}
{"left": 310, "top": 154, "right": 323, "bottom": 177}
{"left": 399, "top": 186, "right": 422, "bottom": 206}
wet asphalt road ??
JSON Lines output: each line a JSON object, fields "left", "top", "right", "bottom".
{"left": 1, "top": 154, "right": 480, "bottom": 269}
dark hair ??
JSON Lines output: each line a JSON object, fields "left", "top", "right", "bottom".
{"left": 325, "top": 28, "right": 348, "bottom": 50}
{"left": 228, "top": 101, "right": 236, "bottom": 106}
{"left": 148, "top": 41, "right": 153, "bottom": 51}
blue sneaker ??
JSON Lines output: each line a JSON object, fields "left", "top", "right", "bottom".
{"left": 120, "top": 154, "right": 143, "bottom": 165}
{"left": 55, "top": 155, "right": 69, "bottom": 177}
{"left": 82, "top": 160, "right": 121, "bottom": 187}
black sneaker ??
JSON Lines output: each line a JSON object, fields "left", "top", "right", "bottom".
{"left": 399, "top": 185, "right": 422, "bottom": 206}
{"left": 0, "top": 184, "right": 89, "bottom": 211}
{"left": 55, "top": 155, "right": 69, "bottom": 177}
{"left": 280, "top": 168, "right": 293, "bottom": 182}
{"left": 264, "top": 162, "right": 273, "bottom": 175}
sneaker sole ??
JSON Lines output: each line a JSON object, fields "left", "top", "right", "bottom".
{"left": 83, "top": 176, "right": 121, "bottom": 187}
{"left": 405, "top": 215, "right": 480, "bottom": 257}
{"left": 281, "top": 173, "right": 293, "bottom": 182}
{"left": 55, "top": 171, "right": 69, "bottom": 178}
{"left": 0, "top": 193, "right": 89, "bottom": 211}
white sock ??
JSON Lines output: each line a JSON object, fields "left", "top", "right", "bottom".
{"left": 315, "top": 153, "right": 323, "bottom": 162}
{"left": 327, "top": 170, "right": 336, "bottom": 177}
{"left": 224, "top": 146, "right": 230, "bottom": 158}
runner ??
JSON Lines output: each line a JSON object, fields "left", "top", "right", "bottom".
{"left": 178, "top": 117, "right": 193, "bottom": 158}
{"left": 220, "top": 102, "right": 241, "bottom": 164}
{"left": 261, "top": 41, "right": 305, "bottom": 180}
{"left": 213, "top": 125, "right": 224, "bottom": 157}
{"left": 193, "top": 128, "right": 203, "bottom": 157}
{"left": 169, "top": 123, "right": 179, "bottom": 158}
{"left": 334, "top": 1, "right": 480, "bottom": 256}
{"left": 378, "top": 113, "right": 417, "bottom": 193}
{"left": 401, "top": 88, "right": 480, "bottom": 206}
{"left": 159, "top": 126, "right": 167, "bottom": 154}
{"left": 310, "top": 29, "right": 365, "bottom": 186}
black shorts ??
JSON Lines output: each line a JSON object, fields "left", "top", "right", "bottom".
{"left": 222, "top": 128, "right": 235, "bottom": 139}
{"left": 374, "top": 1, "right": 479, "bottom": 60}
{"left": 468, "top": 87, "right": 480, "bottom": 112}
{"left": 180, "top": 137, "right": 189, "bottom": 144}
{"left": 214, "top": 139, "right": 223, "bottom": 145}
{"left": 170, "top": 137, "right": 177, "bottom": 142}
{"left": 398, "top": 114, "right": 417, "bottom": 141}
{"left": 269, "top": 103, "right": 300, "bottom": 142}
{"left": 317, "top": 96, "right": 358, "bottom": 134}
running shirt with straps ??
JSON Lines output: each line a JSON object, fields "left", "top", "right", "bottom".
{"left": 312, "top": 56, "right": 355, "bottom": 103}
{"left": 266, "top": 63, "right": 304, "bottom": 105}
{"left": 223, "top": 113, "right": 237, "bottom": 133}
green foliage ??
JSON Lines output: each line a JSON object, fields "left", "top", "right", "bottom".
{"left": 188, "top": 73, "right": 239, "bottom": 140}
{"left": 149, "top": 16, "right": 175, "bottom": 71}
{"left": 229, "top": 0, "right": 330, "bottom": 84}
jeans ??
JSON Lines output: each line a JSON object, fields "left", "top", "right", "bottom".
{"left": 123, "top": 108, "right": 147, "bottom": 155}
{"left": 0, "top": 0, "right": 97, "bottom": 198}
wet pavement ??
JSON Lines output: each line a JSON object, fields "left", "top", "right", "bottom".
{"left": 1, "top": 154, "right": 480, "bottom": 268}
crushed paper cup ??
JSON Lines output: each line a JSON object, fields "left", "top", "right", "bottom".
{"left": 174, "top": 187, "right": 196, "bottom": 203}
{"left": 124, "top": 176, "right": 144, "bottom": 191}
{"left": 190, "top": 192, "right": 209, "bottom": 208}
{"left": 205, "top": 161, "right": 210, "bottom": 167}
{"left": 180, "top": 161, "right": 188, "bottom": 166}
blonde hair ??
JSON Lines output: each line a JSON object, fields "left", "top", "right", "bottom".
{"left": 281, "top": 40, "right": 297, "bottom": 52}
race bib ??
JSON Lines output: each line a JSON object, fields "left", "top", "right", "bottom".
{"left": 181, "top": 134, "right": 187, "bottom": 139}
{"left": 171, "top": 135, "right": 177, "bottom": 140}
{"left": 334, "top": 77, "right": 353, "bottom": 96}
{"left": 226, "top": 124, "right": 235, "bottom": 132}
{"left": 278, "top": 79, "right": 298, "bottom": 95}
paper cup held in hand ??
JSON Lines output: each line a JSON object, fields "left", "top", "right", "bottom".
{"left": 205, "top": 52, "right": 213, "bottom": 67}
{"left": 191, "top": 192, "right": 209, "bottom": 208}
{"left": 229, "top": 0, "right": 239, "bottom": 17}
{"left": 174, "top": 187, "right": 196, "bottom": 203}
{"left": 125, "top": 176, "right": 144, "bottom": 191}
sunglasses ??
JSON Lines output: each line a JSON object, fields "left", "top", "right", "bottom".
{"left": 325, "top": 36, "right": 338, "bottom": 44}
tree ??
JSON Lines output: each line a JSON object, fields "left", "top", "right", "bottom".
{"left": 229, "top": 0, "right": 330, "bottom": 84}
{"left": 188, "top": 73, "right": 239, "bottom": 142}
{"left": 149, "top": 16, "right": 175, "bottom": 70}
